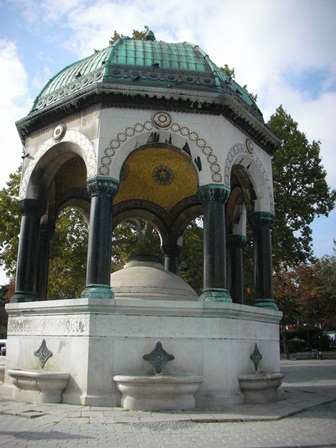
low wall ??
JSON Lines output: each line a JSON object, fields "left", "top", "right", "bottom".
{"left": 2, "top": 298, "right": 282, "bottom": 409}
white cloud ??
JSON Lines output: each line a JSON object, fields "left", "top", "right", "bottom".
{"left": 0, "top": 40, "right": 31, "bottom": 190}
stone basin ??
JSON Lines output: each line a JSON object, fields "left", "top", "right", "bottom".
{"left": 8, "top": 369, "right": 71, "bottom": 403}
{"left": 113, "top": 374, "right": 202, "bottom": 410}
{"left": 238, "top": 372, "right": 284, "bottom": 403}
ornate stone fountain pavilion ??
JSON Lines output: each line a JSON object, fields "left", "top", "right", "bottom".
{"left": 2, "top": 30, "right": 283, "bottom": 408}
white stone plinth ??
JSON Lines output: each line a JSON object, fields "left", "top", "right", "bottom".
{"left": 238, "top": 372, "right": 284, "bottom": 403}
{"left": 3, "top": 298, "right": 282, "bottom": 408}
{"left": 8, "top": 369, "right": 70, "bottom": 403}
{"left": 113, "top": 374, "right": 202, "bottom": 410}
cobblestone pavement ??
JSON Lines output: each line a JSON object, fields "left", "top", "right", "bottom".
{"left": 0, "top": 360, "right": 335, "bottom": 448}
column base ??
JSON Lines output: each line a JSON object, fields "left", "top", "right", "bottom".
{"left": 255, "top": 298, "right": 278, "bottom": 310}
{"left": 81, "top": 284, "right": 114, "bottom": 299}
{"left": 11, "top": 291, "right": 38, "bottom": 303}
{"left": 199, "top": 288, "right": 232, "bottom": 302}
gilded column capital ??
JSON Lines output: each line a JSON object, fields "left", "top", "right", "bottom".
{"left": 197, "top": 184, "right": 230, "bottom": 204}
{"left": 87, "top": 176, "right": 119, "bottom": 198}
{"left": 248, "top": 211, "right": 275, "bottom": 228}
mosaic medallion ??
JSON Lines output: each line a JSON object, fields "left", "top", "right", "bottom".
{"left": 53, "top": 124, "right": 66, "bottom": 140}
{"left": 34, "top": 339, "right": 53, "bottom": 369}
{"left": 246, "top": 138, "right": 254, "bottom": 154}
{"left": 153, "top": 111, "right": 172, "bottom": 129}
{"left": 152, "top": 165, "right": 175, "bottom": 185}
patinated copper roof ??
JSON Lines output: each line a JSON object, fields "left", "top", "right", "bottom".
{"left": 17, "top": 31, "right": 279, "bottom": 153}
{"left": 30, "top": 33, "right": 262, "bottom": 121}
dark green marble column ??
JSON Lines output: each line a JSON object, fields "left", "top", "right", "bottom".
{"left": 12, "top": 198, "right": 46, "bottom": 303}
{"left": 81, "top": 176, "right": 119, "bottom": 299}
{"left": 227, "top": 234, "right": 246, "bottom": 304}
{"left": 248, "top": 211, "right": 277, "bottom": 310}
{"left": 197, "top": 184, "right": 231, "bottom": 302}
{"left": 36, "top": 222, "right": 55, "bottom": 301}
{"left": 162, "top": 243, "right": 181, "bottom": 275}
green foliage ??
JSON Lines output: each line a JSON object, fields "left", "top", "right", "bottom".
{"left": 112, "top": 220, "right": 162, "bottom": 272}
{"left": 219, "top": 64, "right": 257, "bottom": 101}
{"left": 0, "top": 169, "right": 21, "bottom": 278}
{"left": 47, "top": 208, "right": 88, "bottom": 299}
{"left": 269, "top": 105, "right": 336, "bottom": 268}
{"left": 220, "top": 64, "right": 235, "bottom": 78}
{"left": 109, "top": 29, "right": 147, "bottom": 45}
{"left": 179, "top": 219, "right": 203, "bottom": 294}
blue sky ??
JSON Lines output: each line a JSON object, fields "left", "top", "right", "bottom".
{"left": 0, "top": 0, "right": 335, "bottom": 282}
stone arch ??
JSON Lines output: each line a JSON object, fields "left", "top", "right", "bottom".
{"left": 224, "top": 143, "right": 274, "bottom": 213}
{"left": 98, "top": 119, "right": 223, "bottom": 184}
{"left": 19, "top": 129, "right": 96, "bottom": 200}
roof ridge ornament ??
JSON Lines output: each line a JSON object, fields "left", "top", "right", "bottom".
{"left": 144, "top": 25, "right": 156, "bottom": 41}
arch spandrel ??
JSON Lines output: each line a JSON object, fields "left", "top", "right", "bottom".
{"left": 224, "top": 142, "right": 274, "bottom": 213}
{"left": 98, "top": 118, "right": 223, "bottom": 186}
{"left": 19, "top": 129, "right": 96, "bottom": 200}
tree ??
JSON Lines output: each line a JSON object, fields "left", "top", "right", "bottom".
{"left": 112, "top": 219, "right": 162, "bottom": 272}
{"left": 47, "top": 208, "right": 88, "bottom": 299}
{"left": 269, "top": 105, "right": 336, "bottom": 268}
{"left": 0, "top": 169, "right": 21, "bottom": 278}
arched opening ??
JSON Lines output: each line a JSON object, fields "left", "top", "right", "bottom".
{"left": 112, "top": 218, "right": 162, "bottom": 272}
{"left": 47, "top": 207, "right": 88, "bottom": 300}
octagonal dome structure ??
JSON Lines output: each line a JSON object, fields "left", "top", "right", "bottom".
{"left": 17, "top": 30, "right": 278, "bottom": 154}
{"left": 13, "top": 28, "right": 280, "bottom": 310}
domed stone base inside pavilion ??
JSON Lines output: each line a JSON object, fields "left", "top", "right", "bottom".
{"left": 111, "top": 255, "right": 197, "bottom": 301}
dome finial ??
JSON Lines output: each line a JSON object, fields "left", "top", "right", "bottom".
{"left": 144, "top": 25, "right": 155, "bottom": 41}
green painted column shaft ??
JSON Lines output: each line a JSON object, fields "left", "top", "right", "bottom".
{"left": 248, "top": 211, "right": 277, "bottom": 310}
{"left": 227, "top": 234, "right": 246, "bottom": 304}
{"left": 197, "top": 184, "right": 231, "bottom": 302}
{"left": 81, "top": 177, "right": 119, "bottom": 299}
{"left": 12, "top": 199, "right": 46, "bottom": 303}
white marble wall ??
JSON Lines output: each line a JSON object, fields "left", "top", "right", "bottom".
{"left": 2, "top": 299, "right": 282, "bottom": 408}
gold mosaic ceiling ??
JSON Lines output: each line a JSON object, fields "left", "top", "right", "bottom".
{"left": 114, "top": 146, "right": 198, "bottom": 211}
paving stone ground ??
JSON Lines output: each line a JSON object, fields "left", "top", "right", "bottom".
{"left": 0, "top": 360, "right": 335, "bottom": 448}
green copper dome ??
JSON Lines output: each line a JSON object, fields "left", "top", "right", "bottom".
{"left": 30, "top": 32, "right": 262, "bottom": 121}
{"left": 17, "top": 31, "right": 279, "bottom": 153}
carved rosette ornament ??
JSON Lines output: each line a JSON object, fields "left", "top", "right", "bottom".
{"left": 87, "top": 176, "right": 119, "bottom": 198}
{"left": 34, "top": 339, "right": 53, "bottom": 369}
{"left": 197, "top": 184, "right": 230, "bottom": 204}
{"left": 143, "top": 341, "right": 175, "bottom": 374}
{"left": 248, "top": 211, "right": 275, "bottom": 228}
